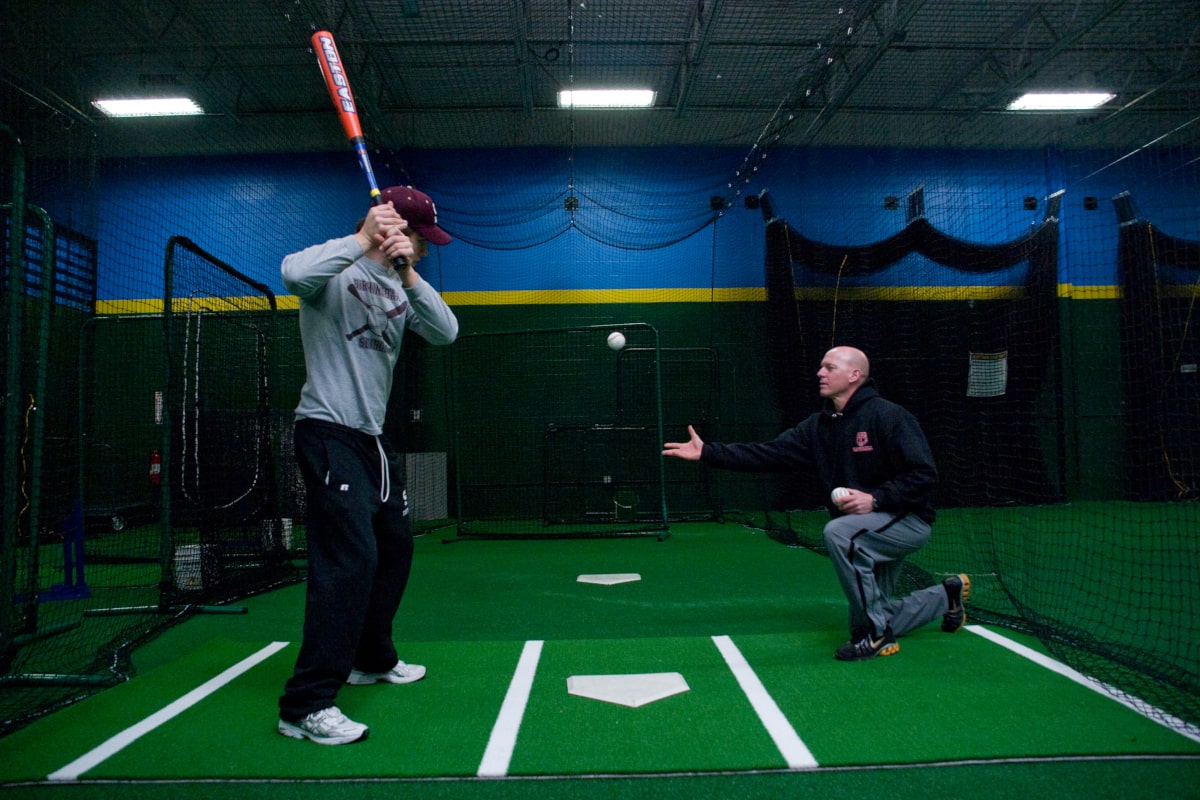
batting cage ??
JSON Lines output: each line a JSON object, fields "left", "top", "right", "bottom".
{"left": 1, "top": 0, "right": 1198, "bottom": 749}
{"left": 448, "top": 324, "right": 669, "bottom": 540}
{"left": 1114, "top": 192, "right": 1200, "bottom": 503}
{"left": 161, "top": 236, "right": 297, "bottom": 603}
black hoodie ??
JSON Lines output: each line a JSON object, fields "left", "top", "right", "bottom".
{"left": 700, "top": 379, "right": 937, "bottom": 523}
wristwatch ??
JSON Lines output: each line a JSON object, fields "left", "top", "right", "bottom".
{"left": 871, "top": 496, "right": 879, "bottom": 511}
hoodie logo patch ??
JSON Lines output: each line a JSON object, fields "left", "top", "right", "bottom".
{"left": 853, "top": 431, "right": 874, "bottom": 452}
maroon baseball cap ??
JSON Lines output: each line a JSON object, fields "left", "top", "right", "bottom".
{"left": 379, "top": 185, "right": 452, "bottom": 245}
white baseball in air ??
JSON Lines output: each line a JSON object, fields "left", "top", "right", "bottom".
{"left": 607, "top": 331, "right": 626, "bottom": 351}
{"left": 831, "top": 487, "right": 851, "bottom": 503}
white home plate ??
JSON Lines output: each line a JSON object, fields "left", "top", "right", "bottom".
{"left": 576, "top": 573, "right": 641, "bottom": 585}
{"left": 566, "top": 672, "right": 689, "bottom": 708}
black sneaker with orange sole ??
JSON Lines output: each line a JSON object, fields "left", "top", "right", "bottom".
{"left": 835, "top": 626, "right": 899, "bottom": 661}
{"left": 941, "top": 573, "right": 971, "bottom": 632}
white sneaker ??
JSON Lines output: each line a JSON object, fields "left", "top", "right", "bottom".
{"left": 278, "top": 706, "right": 368, "bottom": 745}
{"left": 346, "top": 660, "right": 427, "bottom": 685}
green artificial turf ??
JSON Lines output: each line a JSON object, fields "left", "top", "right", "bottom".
{"left": 2, "top": 522, "right": 1197, "bottom": 797}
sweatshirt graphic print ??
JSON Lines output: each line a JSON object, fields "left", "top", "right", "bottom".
{"left": 281, "top": 234, "right": 458, "bottom": 435}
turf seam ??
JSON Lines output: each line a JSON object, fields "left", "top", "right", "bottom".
{"left": 8, "top": 753, "right": 1200, "bottom": 788}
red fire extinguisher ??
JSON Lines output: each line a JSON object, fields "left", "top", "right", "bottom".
{"left": 149, "top": 449, "right": 162, "bottom": 485}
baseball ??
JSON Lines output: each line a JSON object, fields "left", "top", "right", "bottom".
{"left": 831, "top": 487, "right": 851, "bottom": 503}
{"left": 607, "top": 331, "right": 626, "bottom": 351}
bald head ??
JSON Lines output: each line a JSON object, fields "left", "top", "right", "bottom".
{"left": 831, "top": 346, "right": 869, "bottom": 377}
{"left": 818, "top": 346, "right": 870, "bottom": 410}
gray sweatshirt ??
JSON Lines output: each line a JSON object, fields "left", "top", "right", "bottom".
{"left": 281, "top": 234, "right": 459, "bottom": 435}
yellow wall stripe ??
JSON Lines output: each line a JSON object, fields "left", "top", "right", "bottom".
{"left": 94, "top": 285, "right": 1136, "bottom": 314}
{"left": 441, "top": 288, "right": 765, "bottom": 305}
{"left": 1059, "top": 284, "right": 1120, "bottom": 300}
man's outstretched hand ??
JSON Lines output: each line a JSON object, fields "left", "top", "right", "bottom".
{"left": 662, "top": 424, "right": 704, "bottom": 461}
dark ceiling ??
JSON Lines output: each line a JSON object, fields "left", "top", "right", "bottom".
{"left": 2, "top": 0, "right": 1198, "bottom": 158}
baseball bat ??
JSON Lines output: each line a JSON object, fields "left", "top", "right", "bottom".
{"left": 310, "top": 29, "right": 407, "bottom": 267}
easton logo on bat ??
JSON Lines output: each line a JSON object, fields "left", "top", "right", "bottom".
{"left": 315, "top": 34, "right": 356, "bottom": 114}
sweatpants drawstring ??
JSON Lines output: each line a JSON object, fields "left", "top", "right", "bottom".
{"left": 375, "top": 436, "right": 390, "bottom": 504}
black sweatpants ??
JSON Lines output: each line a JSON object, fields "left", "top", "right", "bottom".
{"left": 278, "top": 418, "right": 413, "bottom": 722}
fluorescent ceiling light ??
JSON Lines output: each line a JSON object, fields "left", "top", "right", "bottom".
{"left": 558, "top": 89, "right": 655, "bottom": 108}
{"left": 1007, "top": 92, "right": 1115, "bottom": 111}
{"left": 92, "top": 97, "right": 204, "bottom": 117}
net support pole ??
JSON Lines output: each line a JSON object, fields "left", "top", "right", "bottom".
{"left": 18, "top": 205, "right": 58, "bottom": 626}
{"left": 1, "top": 124, "right": 27, "bottom": 663}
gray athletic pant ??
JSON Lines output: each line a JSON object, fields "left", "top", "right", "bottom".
{"left": 822, "top": 511, "right": 946, "bottom": 639}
